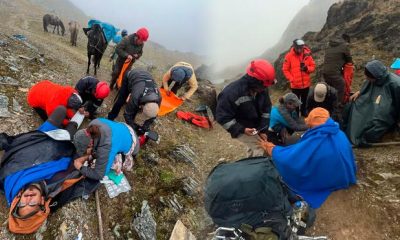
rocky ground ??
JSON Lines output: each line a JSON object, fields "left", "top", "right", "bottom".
{"left": 0, "top": 0, "right": 399, "bottom": 240}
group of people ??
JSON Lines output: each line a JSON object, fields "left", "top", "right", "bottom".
{"left": 0, "top": 26, "right": 202, "bottom": 234}
{"left": 212, "top": 35, "right": 400, "bottom": 238}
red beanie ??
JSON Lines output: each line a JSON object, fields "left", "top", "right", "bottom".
{"left": 246, "top": 59, "right": 276, "bottom": 87}
{"left": 94, "top": 81, "right": 110, "bottom": 99}
{"left": 136, "top": 27, "right": 149, "bottom": 41}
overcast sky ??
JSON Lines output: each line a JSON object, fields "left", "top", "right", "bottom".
{"left": 70, "top": 0, "right": 309, "bottom": 68}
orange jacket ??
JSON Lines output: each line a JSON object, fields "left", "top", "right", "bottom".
{"left": 282, "top": 47, "right": 315, "bottom": 89}
{"left": 27, "top": 80, "right": 77, "bottom": 125}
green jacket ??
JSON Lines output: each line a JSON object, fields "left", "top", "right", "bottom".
{"left": 322, "top": 38, "right": 352, "bottom": 76}
{"left": 115, "top": 33, "right": 143, "bottom": 64}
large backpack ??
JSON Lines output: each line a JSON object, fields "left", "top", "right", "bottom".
{"left": 205, "top": 157, "right": 293, "bottom": 239}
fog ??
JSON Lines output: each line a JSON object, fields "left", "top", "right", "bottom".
{"left": 70, "top": 0, "right": 309, "bottom": 68}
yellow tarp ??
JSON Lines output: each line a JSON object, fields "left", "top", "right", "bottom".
{"left": 158, "top": 88, "right": 183, "bottom": 116}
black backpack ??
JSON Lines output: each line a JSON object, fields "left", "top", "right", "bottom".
{"left": 205, "top": 157, "right": 293, "bottom": 239}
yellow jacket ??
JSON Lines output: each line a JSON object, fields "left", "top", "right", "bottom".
{"left": 162, "top": 62, "right": 198, "bottom": 99}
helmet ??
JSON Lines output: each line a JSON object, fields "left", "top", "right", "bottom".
{"left": 121, "top": 29, "right": 128, "bottom": 37}
{"left": 94, "top": 81, "right": 110, "bottom": 99}
{"left": 246, "top": 59, "right": 276, "bottom": 87}
{"left": 136, "top": 27, "right": 149, "bottom": 41}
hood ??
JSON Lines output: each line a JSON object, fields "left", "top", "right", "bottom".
{"left": 365, "top": 60, "right": 389, "bottom": 85}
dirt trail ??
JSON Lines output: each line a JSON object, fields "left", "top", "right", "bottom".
{"left": 0, "top": 1, "right": 399, "bottom": 239}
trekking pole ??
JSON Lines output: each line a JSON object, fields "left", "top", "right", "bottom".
{"left": 95, "top": 190, "right": 105, "bottom": 240}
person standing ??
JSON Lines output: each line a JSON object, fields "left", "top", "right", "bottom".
{"left": 282, "top": 39, "right": 316, "bottom": 116}
{"left": 322, "top": 33, "right": 353, "bottom": 103}
{"left": 110, "top": 27, "right": 149, "bottom": 90}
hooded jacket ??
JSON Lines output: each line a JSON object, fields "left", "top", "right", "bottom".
{"left": 322, "top": 38, "right": 352, "bottom": 76}
{"left": 345, "top": 60, "right": 400, "bottom": 145}
{"left": 115, "top": 33, "right": 143, "bottom": 65}
{"left": 75, "top": 76, "right": 103, "bottom": 108}
{"left": 282, "top": 46, "right": 316, "bottom": 89}
{"left": 269, "top": 104, "right": 308, "bottom": 132}
{"left": 27, "top": 80, "right": 78, "bottom": 125}
{"left": 306, "top": 84, "right": 339, "bottom": 117}
{"left": 272, "top": 118, "right": 357, "bottom": 208}
{"left": 216, "top": 75, "right": 272, "bottom": 138}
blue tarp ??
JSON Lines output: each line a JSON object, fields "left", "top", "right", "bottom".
{"left": 391, "top": 58, "right": 400, "bottom": 69}
{"left": 88, "top": 19, "right": 119, "bottom": 43}
{"left": 113, "top": 35, "right": 123, "bottom": 44}
{"left": 271, "top": 118, "right": 357, "bottom": 208}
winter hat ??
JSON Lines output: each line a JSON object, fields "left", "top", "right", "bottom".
{"left": 142, "top": 102, "right": 159, "bottom": 119}
{"left": 73, "top": 129, "right": 91, "bottom": 157}
{"left": 94, "top": 81, "right": 110, "bottom": 99}
{"left": 67, "top": 93, "right": 83, "bottom": 110}
{"left": 171, "top": 68, "right": 186, "bottom": 82}
{"left": 283, "top": 92, "right": 302, "bottom": 107}
{"left": 305, "top": 107, "right": 329, "bottom": 128}
{"left": 136, "top": 27, "right": 149, "bottom": 41}
{"left": 121, "top": 29, "right": 128, "bottom": 37}
{"left": 246, "top": 59, "right": 276, "bottom": 87}
{"left": 314, "top": 83, "right": 328, "bottom": 102}
{"left": 293, "top": 39, "right": 305, "bottom": 47}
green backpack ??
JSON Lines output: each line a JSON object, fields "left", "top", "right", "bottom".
{"left": 205, "top": 157, "right": 293, "bottom": 239}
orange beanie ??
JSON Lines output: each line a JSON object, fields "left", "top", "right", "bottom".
{"left": 305, "top": 107, "right": 329, "bottom": 128}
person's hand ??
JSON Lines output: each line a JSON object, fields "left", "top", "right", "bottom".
{"left": 133, "top": 54, "right": 139, "bottom": 59}
{"left": 180, "top": 96, "right": 187, "bottom": 101}
{"left": 78, "top": 107, "right": 85, "bottom": 114}
{"left": 83, "top": 111, "right": 90, "bottom": 118}
{"left": 74, "top": 156, "right": 88, "bottom": 170}
{"left": 349, "top": 91, "right": 360, "bottom": 101}
{"left": 166, "top": 90, "right": 171, "bottom": 96}
{"left": 244, "top": 128, "right": 257, "bottom": 136}
{"left": 257, "top": 134, "right": 269, "bottom": 151}
{"left": 258, "top": 133, "right": 268, "bottom": 141}
{"left": 127, "top": 55, "right": 133, "bottom": 60}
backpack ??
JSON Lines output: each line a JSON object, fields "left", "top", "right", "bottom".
{"left": 205, "top": 157, "right": 293, "bottom": 239}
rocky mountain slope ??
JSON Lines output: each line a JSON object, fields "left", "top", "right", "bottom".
{"left": 0, "top": 0, "right": 399, "bottom": 239}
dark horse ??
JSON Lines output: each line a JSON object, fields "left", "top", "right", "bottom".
{"left": 85, "top": 24, "right": 107, "bottom": 75}
{"left": 43, "top": 14, "right": 65, "bottom": 36}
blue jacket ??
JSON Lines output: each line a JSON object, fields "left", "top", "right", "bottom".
{"left": 272, "top": 118, "right": 357, "bottom": 208}
{"left": 79, "top": 118, "right": 136, "bottom": 181}
{"left": 269, "top": 105, "right": 307, "bottom": 132}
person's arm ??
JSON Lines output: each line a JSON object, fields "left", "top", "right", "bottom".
{"left": 79, "top": 142, "right": 111, "bottom": 180}
{"left": 216, "top": 91, "right": 245, "bottom": 138}
{"left": 305, "top": 55, "right": 316, "bottom": 73}
{"left": 182, "top": 73, "right": 198, "bottom": 100}
{"left": 282, "top": 54, "right": 293, "bottom": 82}
{"left": 258, "top": 90, "right": 272, "bottom": 133}
{"left": 258, "top": 135, "right": 275, "bottom": 156}
{"left": 279, "top": 107, "right": 308, "bottom": 131}
{"left": 162, "top": 69, "right": 172, "bottom": 91}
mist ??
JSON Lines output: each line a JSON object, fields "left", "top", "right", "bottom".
{"left": 70, "top": 0, "right": 309, "bottom": 69}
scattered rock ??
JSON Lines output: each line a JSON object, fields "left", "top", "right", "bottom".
{"left": 113, "top": 223, "right": 121, "bottom": 238}
{"left": 143, "top": 152, "right": 160, "bottom": 165}
{"left": 8, "top": 66, "right": 19, "bottom": 72}
{"left": 169, "top": 220, "right": 196, "bottom": 240}
{"left": 0, "top": 95, "right": 11, "bottom": 118}
{"left": 12, "top": 98, "right": 22, "bottom": 113}
{"left": 132, "top": 200, "right": 157, "bottom": 240}
{"left": 182, "top": 177, "right": 200, "bottom": 196}
{"left": 0, "top": 76, "right": 19, "bottom": 86}
{"left": 169, "top": 144, "right": 197, "bottom": 167}
{"left": 0, "top": 40, "right": 7, "bottom": 47}
{"left": 159, "top": 194, "right": 184, "bottom": 213}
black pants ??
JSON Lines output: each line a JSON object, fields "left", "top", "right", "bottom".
{"left": 291, "top": 88, "right": 309, "bottom": 117}
{"left": 107, "top": 75, "right": 131, "bottom": 120}
{"left": 323, "top": 74, "right": 345, "bottom": 103}
{"left": 166, "top": 79, "right": 183, "bottom": 94}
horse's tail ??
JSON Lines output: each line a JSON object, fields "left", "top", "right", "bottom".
{"left": 59, "top": 20, "right": 65, "bottom": 36}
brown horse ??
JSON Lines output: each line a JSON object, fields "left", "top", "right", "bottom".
{"left": 43, "top": 14, "right": 65, "bottom": 36}
{"left": 68, "top": 21, "right": 80, "bottom": 46}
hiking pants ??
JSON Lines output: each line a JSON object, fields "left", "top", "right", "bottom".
{"left": 291, "top": 88, "right": 309, "bottom": 117}
{"left": 323, "top": 74, "right": 345, "bottom": 103}
{"left": 107, "top": 75, "right": 130, "bottom": 120}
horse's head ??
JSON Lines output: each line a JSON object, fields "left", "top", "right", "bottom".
{"left": 59, "top": 20, "right": 65, "bottom": 36}
{"left": 88, "top": 24, "right": 102, "bottom": 46}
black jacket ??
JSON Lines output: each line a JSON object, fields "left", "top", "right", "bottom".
{"left": 216, "top": 75, "right": 272, "bottom": 138}
{"left": 75, "top": 76, "right": 103, "bottom": 110}
{"left": 306, "top": 84, "right": 339, "bottom": 118}
{"left": 322, "top": 38, "right": 352, "bottom": 76}
{"left": 116, "top": 33, "right": 143, "bottom": 65}
{"left": 124, "top": 69, "right": 161, "bottom": 129}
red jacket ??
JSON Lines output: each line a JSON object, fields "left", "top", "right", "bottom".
{"left": 282, "top": 47, "right": 315, "bottom": 89}
{"left": 27, "top": 80, "right": 77, "bottom": 125}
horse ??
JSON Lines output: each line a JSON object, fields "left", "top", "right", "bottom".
{"left": 85, "top": 24, "right": 107, "bottom": 75}
{"left": 68, "top": 21, "right": 80, "bottom": 46}
{"left": 42, "top": 14, "right": 65, "bottom": 36}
